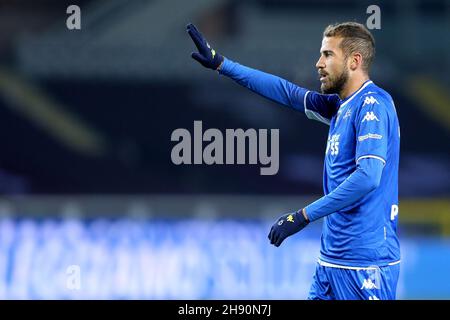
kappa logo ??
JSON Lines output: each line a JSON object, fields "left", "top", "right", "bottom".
{"left": 362, "top": 111, "right": 379, "bottom": 122}
{"left": 336, "top": 108, "right": 352, "bottom": 124}
{"left": 363, "top": 96, "right": 379, "bottom": 106}
{"left": 361, "top": 278, "right": 379, "bottom": 290}
{"left": 368, "top": 295, "right": 380, "bottom": 300}
{"left": 287, "top": 214, "right": 294, "bottom": 223}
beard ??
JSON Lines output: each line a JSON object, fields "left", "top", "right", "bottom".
{"left": 320, "top": 66, "right": 349, "bottom": 95}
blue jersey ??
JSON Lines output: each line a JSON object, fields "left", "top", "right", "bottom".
{"left": 304, "top": 80, "right": 400, "bottom": 267}
{"left": 219, "top": 59, "right": 401, "bottom": 268}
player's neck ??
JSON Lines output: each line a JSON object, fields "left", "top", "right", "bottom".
{"left": 339, "top": 74, "right": 370, "bottom": 100}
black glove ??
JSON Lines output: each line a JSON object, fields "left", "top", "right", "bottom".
{"left": 186, "top": 23, "right": 224, "bottom": 70}
{"left": 268, "top": 209, "right": 309, "bottom": 247}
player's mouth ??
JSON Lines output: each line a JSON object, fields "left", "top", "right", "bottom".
{"left": 319, "top": 72, "right": 328, "bottom": 82}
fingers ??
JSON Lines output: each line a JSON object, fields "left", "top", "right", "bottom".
{"left": 268, "top": 226, "right": 273, "bottom": 242}
{"left": 186, "top": 23, "right": 206, "bottom": 53}
{"left": 186, "top": 23, "right": 198, "bottom": 33}
{"left": 269, "top": 221, "right": 287, "bottom": 247}
{"left": 269, "top": 225, "right": 282, "bottom": 246}
{"left": 269, "top": 227, "right": 276, "bottom": 245}
{"left": 273, "top": 231, "right": 281, "bottom": 247}
{"left": 191, "top": 52, "right": 208, "bottom": 67}
{"left": 274, "top": 235, "right": 284, "bottom": 247}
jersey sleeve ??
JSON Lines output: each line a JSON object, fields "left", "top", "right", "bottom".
{"left": 304, "top": 91, "right": 340, "bottom": 126}
{"left": 355, "top": 95, "right": 391, "bottom": 165}
{"left": 219, "top": 58, "right": 339, "bottom": 125}
{"left": 305, "top": 157, "right": 384, "bottom": 222}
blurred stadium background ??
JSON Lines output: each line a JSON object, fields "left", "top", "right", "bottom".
{"left": 0, "top": 0, "right": 449, "bottom": 299}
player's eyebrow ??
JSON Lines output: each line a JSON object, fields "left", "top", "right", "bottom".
{"left": 321, "top": 50, "right": 334, "bottom": 55}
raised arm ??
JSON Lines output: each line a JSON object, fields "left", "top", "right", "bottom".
{"left": 219, "top": 58, "right": 307, "bottom": 112}
{"left": 186, "top": 23, "right": 339, "bottom": 125}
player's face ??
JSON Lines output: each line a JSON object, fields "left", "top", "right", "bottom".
{"left": 316, "top": 36, "right": 349, "bottom": 95}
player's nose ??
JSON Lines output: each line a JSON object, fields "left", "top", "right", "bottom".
{"left": 316, "top": 56, "right": 325, "bottom": 69}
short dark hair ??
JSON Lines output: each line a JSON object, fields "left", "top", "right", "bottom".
{"left": 323, "top": 22, "right": 375, "bottom": 73}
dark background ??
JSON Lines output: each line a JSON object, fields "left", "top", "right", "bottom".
{"left": 0, "top": 0, "right": 448, "bottom": 197}
{"left": 0, "top": 0, "right": 448, "bottom": 300}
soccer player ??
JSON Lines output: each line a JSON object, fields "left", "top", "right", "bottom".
{"left": 187, "top": 22, "right": 401, "bottom": 300}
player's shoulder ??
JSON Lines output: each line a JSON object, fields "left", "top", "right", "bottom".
{"left": 357, "top": 81, "right": 395, "bottom": 113}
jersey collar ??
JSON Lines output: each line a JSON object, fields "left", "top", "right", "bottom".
{"left": 339, "top": 80, "right": 373, "bottom": 108}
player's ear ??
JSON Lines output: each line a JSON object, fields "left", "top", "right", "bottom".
{"left": 350, "top": 52, "right": 362, "bottom": 71}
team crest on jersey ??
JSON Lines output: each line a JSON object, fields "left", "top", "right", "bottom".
{"left": 343, "top": 109, "right": 352, "bottom": 120}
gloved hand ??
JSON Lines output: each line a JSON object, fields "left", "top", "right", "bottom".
{"left": 268, "top": 209, "right": 309, "bottom": 247}
{"left": 186, "top": 23, "right": 224, "bottom": 70}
